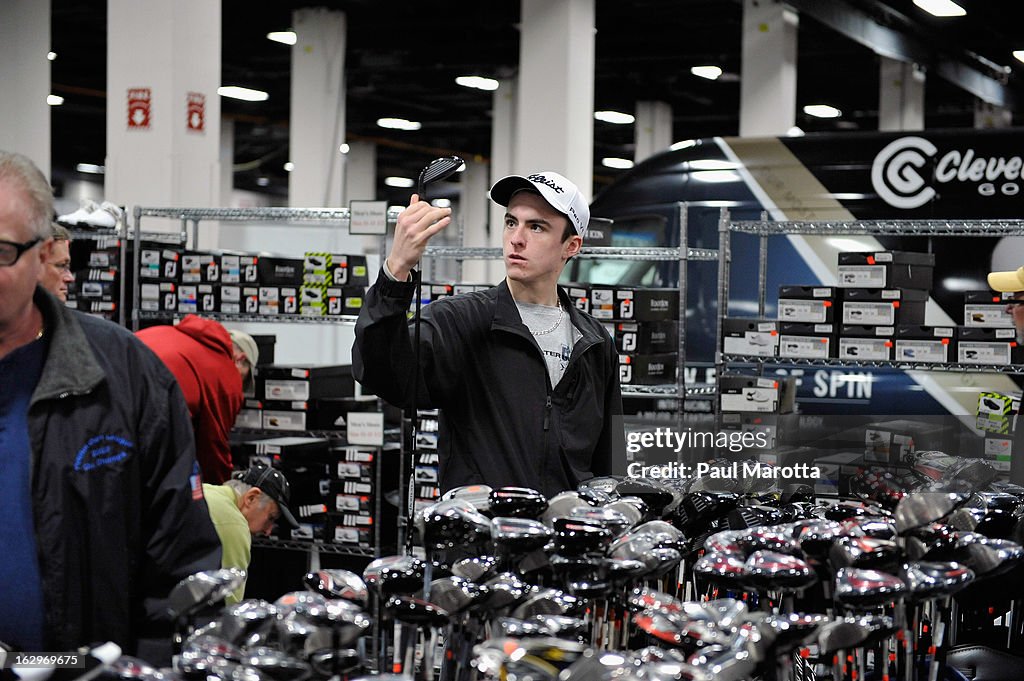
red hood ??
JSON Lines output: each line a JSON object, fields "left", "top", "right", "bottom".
{"left": 174, "top": 314, "right": 234, "bottom": 359}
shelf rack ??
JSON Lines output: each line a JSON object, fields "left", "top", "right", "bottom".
{"left": 715, "top": 210, "right": 1024, "bottom": 416}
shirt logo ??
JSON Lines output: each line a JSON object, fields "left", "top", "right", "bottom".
{"left": 189, "top": 460, "right": 205, "bottom": 500}
{"left": 74, "top": 434, "right": 134, "bottom": 471}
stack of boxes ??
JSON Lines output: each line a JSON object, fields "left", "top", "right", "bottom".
{"left": 573, "top": 284, "right": 680, "bottom": 385}
{"left": 973, "top": 390, "right": 1018, "bottom": 473}
{"left": 300, "top": 253, "right": 370, "bottom": 317}
{"left": 412, "top": 409, "right": 441, "bottom": 516}
{"left": 68, "top": 235, "right": 123, "bottom": 320}
{"left": 957, "top": 291, "right": 1020, "bottom": 365}
{"left": 135, "top": 240, "right": 184, "bottom": 316}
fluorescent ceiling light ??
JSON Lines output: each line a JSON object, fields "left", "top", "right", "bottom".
{"left": 377, "top": 117, "right": 421, "bottom": 131}
{"left": 47, "top": 51, "right": 57, "bottom": 61}
{"left": 385, "top": 176, "right": 415, "bottom": 188}
{"left": 455, "top": 76, "right": 499, "bottom": 91}
{"left": 787, "top": 126, "right": 805, "bottom": 137}
{"left": 339, "top": 143, "right": 350, "bottom": 154}
{"left": 690, "top": 65, "right": 723, "bottom": 80}
{"left": 1014, "top": 50, "right": 1024, "bottom": 64}
{"left": 826, "top": 237, "right": 874, "bottom": 251}
{"left": 690, "top": 159, "right": 738, "bottom": 170}
{"left": 267, "top": 31, "right": 297, "bottom": 45}
{"left": 691, "top": 171, "right": 740, "bottom": 183}
{"left": 256, "top": 177, "right": 270, "bottom": 187}
{"left": 218, "top": 86, "right": 269, "bottom": 102}
{"left": 432, "top": 199, "right": 452, "bottom": 208}
{"left": 76, "top": 163, "right": 105, "bottom": 174}
{"left": 803, "top": 104, "right": 842, "bottom": 118}
{"left": 670, "top": 139, "right": 698, "bottom": 151}
{"left": 46, "top": 95, "right": 64, "bottom": 106}
{"left": 913, "top": 0, "right": 965, "bottom": 17}
{"left": 602, "top": 157, "right": 634, "bottom": 169}
{"left": 283, "top": 162, "right": 294, "bottom": 172}
{"left": 594, "top": 110, "right": 635, "bottom": 125}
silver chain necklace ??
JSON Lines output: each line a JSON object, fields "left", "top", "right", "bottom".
{"left": 531, "top": 302, "right": 564, "bottom": 336}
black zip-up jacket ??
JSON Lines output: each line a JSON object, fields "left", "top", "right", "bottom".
{"left": 353, "top": 272, "right": 624, "bottom": 497}
{"left": 26, "top": 288, "right": 222, "bottom": 653}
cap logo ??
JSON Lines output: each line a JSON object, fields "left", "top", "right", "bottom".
{"left": 527, "top": 173, "right": 565, "bottom": 194}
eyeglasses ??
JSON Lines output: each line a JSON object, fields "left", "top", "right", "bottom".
{"left": 0, "top": 237, "right": 43, "bottom": 267}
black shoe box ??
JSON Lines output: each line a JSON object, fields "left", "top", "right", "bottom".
{"left": 334, "top": 493, "right": 373, "bottom": 514}
{"left": 841, "top": 288, "right": 927, "bottom": 326}
{"left": 181, "top": 251, "right": 222, "bottom": 283}
{"left": 77, "top": 267, "right": 119, "bottom": 283}
{"left": 223, "top": 286, "right": 260, "bottom": 315}
{"left": 613, "top": 321, "right": 678, "bottom": 354}
{"left": 256, "top": 256, "right": 304, "bottom": 286}
{"left": 139, "top": 281, "right": 176, "bottom": 312}
{"left": 257, "top": 364, "right": 354, "bottom": 401}
{"left": 221, "top": 253, "right": 259, "bottom": 285}
{"left": 837, "top": 251, "right": 934, "bottom": 289}
{"left": 327, "top": 286, "right": 367, "bottom": 316}
{"left": 304, "top": 254, "right": 369, "bottom": 287}
{"left": 237, "top": 436, "right": 332, "bottom": 464}
{"left": 617, "top": 353, "right": 677, "bottom": 385}
{"left": 72, "top": 236, "right": 121, "bottom": 270}
{"left": 963, "top": 291, "right": 1015, "bottom": 328}
{"left": 777, "top": 286, "right": 837, "bottom": 323}
{"left": 566, "top": 285, "right": 591, "bottom": 315}
{"left": 895, "top": 325, "right": 955, "bottom": 363}
{"left": 77, "top": 280, "right": 118, "bottom": 301}
{"left": 259, "top": 286, "right": 299, "bottom": 315}
{"left": 76, "top": 300, "right": 118, "bottom": 317}
{"left": 309, "top": 396, "right": 380, "bottom": 430}
{"left": 719, "top": 375, "right": 780, "bottom": 414}
{"left": 956, "top": 326, "right": 1023, "bottom": 365}
{"left": 722, "top": 318, "right": 779, "bottom": 357}
{"left": 324, "top": 513, "right": 373, "bottom": 547}
{"left": 612, "top": 288, "right": 680, "bottom": 322}
{"left": 778, "top": 322, "right": 835, "bottom": 359}
{"left": 136, "top": 242, "right": 182, "bottom": 281}
{"left": 589, "top": 286, "right": 616, "bottom": 320}
{"left": 838, "top": 325, "right": 895, "bottom": 361}
{"left": 177, "top": 284, "right": 218, "bottom": 314}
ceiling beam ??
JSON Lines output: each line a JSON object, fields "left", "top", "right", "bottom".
{"left": 787, "top": 0, "right": 1015, "bottom": 108}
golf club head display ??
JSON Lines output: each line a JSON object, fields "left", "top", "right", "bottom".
{"left": 302, "top": 569, "right": 368, "bottom": 607}
{"left": 490, "top": 486, "right": 548, "bottom": 518}
{"left": 168, "top": 569, "right": 247, "bottom": 620}
{"left": 416, "top": 156, "right": 465, "bottom": 198}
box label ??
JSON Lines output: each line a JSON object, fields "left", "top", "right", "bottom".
{"left": 843, "top": 301, "right": 894, "bottom": 325}
{"left": 838, "top": 265, "right": 887, "bottom": 288}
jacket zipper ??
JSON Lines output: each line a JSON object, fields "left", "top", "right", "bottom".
{"left": 543, "top": 395, "right": 552, "bottom": 431}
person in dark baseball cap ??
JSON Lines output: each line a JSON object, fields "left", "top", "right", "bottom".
{"left": 203, "top": 464, "right": 299, "bottom": 603}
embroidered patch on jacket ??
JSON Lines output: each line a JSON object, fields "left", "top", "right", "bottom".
{"left": 74, "top": 434, "right": 134, "bottom": 471}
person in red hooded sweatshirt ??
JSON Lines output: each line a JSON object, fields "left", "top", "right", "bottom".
{"left": 136, "top": 315, "right": 258, "bottom": 483}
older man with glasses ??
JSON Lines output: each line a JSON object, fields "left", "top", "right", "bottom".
{"left": 0, "top": 150, "right": 221, "bottom": 662}
{"left": 38, "top": 223, "right": 75, "bottom": 302}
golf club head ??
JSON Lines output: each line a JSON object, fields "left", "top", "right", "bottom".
{"left": 441, "top": 484, "right": 493, "bottom": 513}
{"left": 834, "top": 567, "right": 906, "bottom": 609}
{"left": 217, "top": 599, "right": 279, "bottom": 648}
{"left": 242, "top": 647, "right": 313, "bottom": 681}
{"left": 385, "top": 594, "right": 450, "bottom": 627}
{"left": 900, "top": 561, "right": 974, "bottom": 599}
{"left": 895, "top": 490, "right": 970, "bottom": 534}
{"left": 168, "top": 568, "right": 247, "bottom": 620}
{"left": 417, "top": 156, "right": 465, "bottom": 198}
{"left": 489, "top": 486, "right": 548, "bottom": 518}
{"left": 302, "top": 568, "right": 368, "bottom": 607}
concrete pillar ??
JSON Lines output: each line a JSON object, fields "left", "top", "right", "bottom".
{"left": 288, "top": 8, "right": 347, "bottom": 213}
{"left": 489, "top": 78, "right": 517, "bottom": 282}
{"left": 975, "top": 100, "right": 1012, "bottom": 129}
{"left": 342, "top": 140, "right": 376, "bottom": 204}
{"left": 0, "top": 0, "right": 50, "bottom": 176}
{"left": 878, "top": 57, "right": 924, "bottom": 131}
{"left": 515, "top": 0, "right": 595, "bottom": 190}
{"left": 635, "top": 101, "right": 673, "bottom": 163}
{"left": 106, "top": 0, "right": 221, "bottom": 227}
{"left": 460, "top": 161, "right": 494, "bottom": 284}
{"left": 739, "top": 0, "right": 798, "bottom": 136}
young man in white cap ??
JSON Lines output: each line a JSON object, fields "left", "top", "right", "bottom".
{"left": 354, "top": 171, "right": 623, "bottom": 497}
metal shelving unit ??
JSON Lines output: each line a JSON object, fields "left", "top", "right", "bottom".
{"left": 714, "top": 210, "right": 1024, "bottom": 413}
{"left": 252, "top": 536, "right": 376, "bottom": 558}
{"left": 136, "top": 310, "right": 360, "bottom": 325}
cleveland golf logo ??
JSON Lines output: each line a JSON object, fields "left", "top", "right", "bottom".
{"left": 872, "top": 135, "right": 1024, "bottom": 209}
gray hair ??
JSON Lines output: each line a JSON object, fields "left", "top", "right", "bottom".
{"left": 224, "top": 478, "right": 274, "bottom": 509}
{"left": 0, "top": 151, "right": 54, "bottom": 239}
{"left": 51, "top": 223, "right": 71, "bottom": 242}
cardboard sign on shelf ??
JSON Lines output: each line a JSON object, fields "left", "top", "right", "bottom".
{"left": 347, "top": 411, "right": 384, "bottom": 446}
{"left": 349, "top": 200, "right": 388, "bottom": 235}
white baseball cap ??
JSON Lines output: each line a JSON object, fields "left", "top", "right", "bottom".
{"left": 988, "top": 266, "right": 1024, "bottom": 293}
{"left": 489, "top": 171, "right": 590, "bottom": 238}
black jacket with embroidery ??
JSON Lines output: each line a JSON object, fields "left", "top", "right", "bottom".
{"left": 26, "top": 288, "right": 222, "bottom": 652}
{"left": 353, "top": 272, "right": 624, "bottom": 497}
